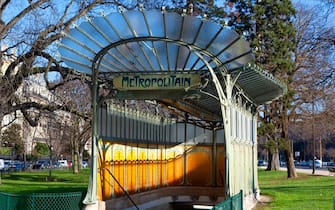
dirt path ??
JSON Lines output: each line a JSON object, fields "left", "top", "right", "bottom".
{"left": 251, "top": 195, "right": 272, "bottom": 210}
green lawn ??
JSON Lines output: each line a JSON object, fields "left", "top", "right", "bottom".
{"left": 0, "top": 169, "right": 89, "bottom": 194}
{"left": 256, "top": 169, "right": 335, "bottom": 210}
{"left": 2, "top": 168, "right": 335, "bottom": 209}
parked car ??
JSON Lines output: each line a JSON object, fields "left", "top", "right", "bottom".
{"left": 58, "top": 160, "right": 68, "bottom": 168}
{"left": 309, "top": 160, "right": 322, "bottom": 168}
{"left": 82, "top": 161, "right": 88, "bottom": 168}
{"left": 32, "top": 160, "right": 49, "bottom": 169}
{"left": 280, "top": 161, "right": 286, "bottom": 167}
{"left": 298, "top": 160, "right": 309, "bottom": 167}
{"left": 4, "top": 160, "right": 11, "bottom": 171}
{"left": 0, "top": 159, "right": 4, "bottom": 170}
{"left": 258, "top": 160, "right": 268, "bottom": 166}
{"left": 0, "top": 159, "right": 5, "bottom": 170}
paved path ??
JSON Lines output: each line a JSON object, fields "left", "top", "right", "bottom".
{"left": 281, "top": 167, "right": 333, "bottom": 176}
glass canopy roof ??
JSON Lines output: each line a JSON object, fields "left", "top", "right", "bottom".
{"left": 59, "top": 9, "right": 253, "bottom": 74}
{"left": 58, "top": 8, "right": 286, "bottom": 119}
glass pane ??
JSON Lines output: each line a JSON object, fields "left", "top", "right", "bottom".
{"left": 101, "top": 53, "right": 131, "bottom": 72}
{"left": 130, "top": 42, "right": 151, "bottom": 71}
{"left": 167, "top": 43, "right": 178, "bottom": 70}
{"left": 142, "top": 41, "right": 161, "bottom": 71}
{"left": 59, "top": 47, "right": 91, "bottom": 68}
{"left": 194, "top": 20, "right": 221, "bottom": 49}
{"left": 176, "top": 45, "right": 191, "bottom": 70}
{"left": 114, "top": 44, "right": 146, "bottom": 71}
{"left": 145, "top": 10, "right": 164, "bottom": 37}
{"left": 184, "top": 52, "right": 199, "bottom": 70}
{"left": 106, "top": 47, "right": 134, "bottom": 71}
{"left": 59, "top": 47, "right": 92, "bottom": 74}
{"left": 61, "top": 36, "right": 95, "bottom": 59}
{"left": 94, "top": 16, "right": 121, "bottom": 43}
{"left": 68, "top": 27, "right": 101, "bottom": 53}
{"left": 153, "top": 41, "right": 168, "bottom": 70}
{"left": 217, "top": 39, "right": 253, "bottom": 69}
{"left": 224, "top": 54, "right": 253, "bottom": 71}
{"left": 80, "top": 21, "right": 109, "bottom": 47}
{"left": 125, "top": 10, "right": 149, "bottom": 37}
{"left": 106, "top": 13, "right": 133, "bottom": 39}
{"left": 207, "top": 28, "right": 239, "bottom": 55}
{"left": 181, "top": 16, "right": 202, "bottom": 44}
{"left": 165, "top": 12, "right": 182, "bottom": 40}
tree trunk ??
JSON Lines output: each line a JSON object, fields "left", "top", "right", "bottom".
{"left": 266, "top": 148, "right": 280, "bottom": 170}
{"left": 285, "top": 148, "right": 297, "bottom": 178}
{"left": 72, "top": 140, "right": 79, "bottom": 174}
{"left": 282, "top": 105, "right": 297, "bottom": 178}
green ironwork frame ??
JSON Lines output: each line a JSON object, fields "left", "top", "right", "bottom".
{"left": 0, "top": 191, "right": 85, "bottom": 210}
{"left": 213, "top": 190, "right": 243, "bottom": 210}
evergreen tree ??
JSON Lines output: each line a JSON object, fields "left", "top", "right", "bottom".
{"left": 190, "top": 0, "right": 297, "bottom": 177}
{"left": 192, "top": 0, "right": 255, "bottom": 40}
{"left": 253, "top": 0, "right": 297, "bottom": 177}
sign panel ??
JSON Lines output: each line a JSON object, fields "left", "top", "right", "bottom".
{"left": 113, "top": 73, "right": 201, "bottom": 90}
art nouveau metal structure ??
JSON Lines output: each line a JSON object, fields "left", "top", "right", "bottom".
{"left": 58, "top": 7, "right": 285, "bottom": 209}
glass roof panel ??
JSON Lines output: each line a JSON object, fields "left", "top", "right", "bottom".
{"left": 181, "top": 16, "right": 202, "bottom": 44}
{"left": 115, "top": 44, "right": 146, "bottom": 71}
{"left": 145, "top": 10, "right": 164, "bottom": 37}
{"left": 165, "top": 12, "right": 182, "bottom": 40}
{"left": 141, "top": 41, "right": 161, "bottom": 70}
{"left": 184, "top": 52, "right": 201, "bottom": 70}
{"left": 60, "top": 59, "right": 91, "bottom": 74}
{"left": 79, "top": 21, "right": 110, "bottom": 47}
{"left": 176, "top": 45, "right": 191, "bottom": 70}
{"left": 154, "top": 41, "right": 168, "bottom": 70}
{"left": 58, "top": 47, "right": 92, "bottom": 68}
{"left": 66, "top": 26, "right": 101, "bottom": 53}
{"left": 194, "top": 20, "right": 221, "bottom": 49}
{"left": 100, "top": 53, "right": 131, "bottom": 72}
{"left": 58, "top": 9, "right": 286, "bottom": 106}
{"left": 95, "top": 16, "right": 121, "bottom": 42}
{"left": 224, "top": 54, "right": 254, "bottom": 70}
{"left": 216, "top": 39, "right": 251, "bottom": 68}
{"left": 61, "top": 36, "right": 95, "bottom": 58}
{"left": 207, "top": 28, "right": 239, "bottom": 55}
{"left": 106, "top": 12, "right": 133, "bottom": 39}
{"left": 124, "top": 10, "right": 150, "bottom": 37}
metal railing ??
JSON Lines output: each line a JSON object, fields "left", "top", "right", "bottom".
{"left": 0, "top": 191, "right": 85, "bottom": 210}
{"left": 213, "top": 190, "right": 243, "bottom": 210}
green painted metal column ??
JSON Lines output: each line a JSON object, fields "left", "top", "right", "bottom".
{"left": 192, "top": 50, "right": 232, "bottom": 197}
{"left": 224, "top": 74, "right": 233, "bottom": 197}
{"left": 83, "top": 61, "right": 99, "bottom": 205}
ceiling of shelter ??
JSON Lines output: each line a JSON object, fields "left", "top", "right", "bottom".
{"left": 58, "top": 8, "right": 286, "bottom": 122}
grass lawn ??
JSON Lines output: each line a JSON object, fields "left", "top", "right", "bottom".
{"left": 255, "top": 169, "right": 335, "bottom": 210}
{"left": 0, "top": 169, "right": 89, "bottom": 194}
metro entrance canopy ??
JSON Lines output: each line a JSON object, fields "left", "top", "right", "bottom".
{"left": 58, "top": 6, "right": 286, "bottom": 208}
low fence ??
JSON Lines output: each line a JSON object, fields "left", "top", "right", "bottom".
{"left": 213, "top": 190, "right": 243, "bottom": 210}
{"left": 0, "top": 191, "right": 85, "bottom": 210}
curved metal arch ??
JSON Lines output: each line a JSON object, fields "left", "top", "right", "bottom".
{"left": 92, "top": 36, "right": 226, "bottom": 74}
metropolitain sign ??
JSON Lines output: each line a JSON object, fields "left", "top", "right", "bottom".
{"left": 113, "top": 73, "right": 201, "bottom": 90}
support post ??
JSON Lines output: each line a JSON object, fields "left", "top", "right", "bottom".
{"left": 192, "top": 50, "right": 231, "bottom": 197}
{"left": 83, "top": 63, "right": 99, "bottom": 206}
{"left": 183, "top": 113, "right": 188, "bottom": 185}
{"left": 224, "top": 74, "right": 233, "bottom": 197}
{"left": 212, "top": 127, "right": 217, "bottom": 187}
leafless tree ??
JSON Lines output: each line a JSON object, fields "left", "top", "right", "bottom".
{"left": 288, "top": 2, "right": 335, "bottom": 173}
